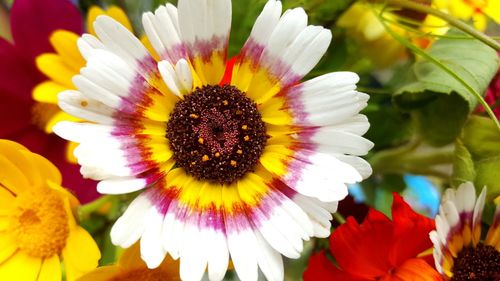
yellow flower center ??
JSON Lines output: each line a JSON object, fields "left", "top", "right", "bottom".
{"left": 11, "top": 188, "right": 70, "bottom": 258}
{"left": 110, "top": 268, "right": 180, "bottom": 281}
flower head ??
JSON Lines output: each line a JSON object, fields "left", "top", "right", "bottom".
{"left": 54, "top": 0, "right": 373, "bottom": 280}
{"left": 0, "top": 0, "right": 99, "bottom": 202}
{"left": 77, "top": 242, "right": 180, "bottom": 281}
{"left": 435, "top": 0, "right": 500, "bottom": 31}
{"left": 0, "top": 139, "right": 100, "bottom": 281}
{"left": 430, "top": 182, "right": 500, "bottom": 279}
{"left": 304, "top": 193, "right": 442, "bottom": 281}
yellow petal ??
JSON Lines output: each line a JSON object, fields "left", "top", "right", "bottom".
{"left": 472, "top": 13, "right": 487, "bottom": 31}
{"left": 0, "top": 186, "right": 15, "bottom": 211}
{"left": 259, "top": 97, "right": 292, "bottom": 125}
{"left": 50, "top": 30, "right": 85, "bottom": 72}
{"left": 30, "top": 152, "right": 62, "bottom": 185}
{"left": 0, "top": 140, "right": 41, "bottom": 191}
{"left": 36, "top": 54, "right": 75, "bottom": 88}
{"left": 62, "top": 227, "right": 101, "bottom": 281}
{"left": 87, "top": 6, "right": 133, "bottom": 35}
{"left": 66, "top": 141, "right": 78, "bottom": 164}
{"left": 87, "top": 6, "right": 106, "bottom": 35}
{"left": 44, "top": 111, "right": 80, "bottom": 134}
{"left": 106, "top": 6, "right": 133, "bottom": 32}
{"left": 33, "top": 81, "right": 67, "bottom": 104}
{"left": 0, "top": 251, "right": 42, "bottom": 280}
{"left": 141, "top": 34, "right": 159, "bottom": 61}
{"left": 0, "top": 155, "right": 31, "bottom": 195}
{"left": 0, "top": 233, "right": 17, "bottom": 264}
{"left": 38, "top": 255, "right": 62, "bottom": 281}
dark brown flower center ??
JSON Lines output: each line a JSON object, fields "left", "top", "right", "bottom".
{"left": 451, "top": 243, "right": 500, "bottom": 281}
{"left": 166, "top": 85, "right": 267, "bottom": 184}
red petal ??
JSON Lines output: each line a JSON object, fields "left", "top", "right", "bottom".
{"left": 10, "top": 0, "right": 83, "bottom": 60}
{"left": 389, "top": 193, "right": 435, "bottom": 266}
{"left": 0, "top": 38, "right": 43, "bottom": 102}
{"left": 303, "top": 251, "right": 370, "bottom": 281}
{"left": 330, "top": 215, "right": 394, "bottom": 279}
{"left": 219, "top": 55, "right": 239, "bottom": 86}
{"left": 0, "top": 95, "right": 33, "bottom": 137}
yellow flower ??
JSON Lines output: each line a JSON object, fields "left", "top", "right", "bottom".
{"left": 32, "top": 6, "right": 147, "bottom": 134}
{"left": 0, "top": 139, "right": 100, "bottom": 281}
{"left": 337, "top": 2, "right": 407, "bottom": 68}
{"left": 77, "top": 243, "right": 180, "bottom": 281}
{"left": 435, "top": 0, "right": 500, "bottom": 31}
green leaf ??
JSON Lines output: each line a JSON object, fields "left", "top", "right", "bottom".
{"left": 394, "top": 29, "right": 499, "bottom": 145}
{"left": 365, "top": 105, "right": 413, "bottom": 150}
{"left": 452, "top": 116, "right": 500, "bottom": 200}
{"left": 415, "top": 92, "right": 469, "bottom": 146}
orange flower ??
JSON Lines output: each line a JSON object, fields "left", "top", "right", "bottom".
{"left": 304, "top": 194, "right": 442, "bottom": 281}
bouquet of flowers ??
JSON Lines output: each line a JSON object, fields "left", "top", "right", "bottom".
{"left": 0, "top": 0, "right": 498, "bottom": 280}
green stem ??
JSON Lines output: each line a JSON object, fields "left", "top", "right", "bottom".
{"left": 371, "top": 0, "right": 500, "bottom": 52}
{"left": 79, "top": 195, "right": 113, "bottom": 218}
{"left": 333, "top": 212, "right": 346, "bottom": 225}
{"left": 370, "top": 141, "right": 455, "bottom": 178}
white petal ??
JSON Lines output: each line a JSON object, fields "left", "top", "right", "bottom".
{"left": 459, "top": 182, "right": 476, "bottom": 213}
{"left": 305, "top": 129, "right": 374, "bottom": 156}
{"left": 442, "top": 201, "right": 460, "bottom": 229}
{"left": 280, "top": 152, "right": 360, "bottom": 202}
{"left": 254, "top": 231, "right": 284, "bottom": 281}
{"left": 281, "top": 26, "right": 331, "bottom": 79}
{"left": 158, "top": 60, "right": 182, "bottom": 97}
{"left": 53, "top": 121, "right": 113, "bottom": 143}
{"left": 77, "top": 33, "right": 105, "bottom": 60}
{"left": 161, "top": 201, "right": 186, "bottom": 260}
{"left": 245, "top": 0, "right": 282, "bottom": 46}
{"left": 111, "top": 193, "right": 152, "bottom": 247}
{"left": 180, "top": 221, "right": 208, "bottom": 281}
{"left": 58, "top": 90, "right": 115, "bottom": 124}
{"left": 141, "top": 207, "right": 167, "bottom": 269}
{"left": 227, "top": 228, "right": 259, "bottom": 281}
{"left": 472, "top": 186, "right": 487, "bottom": 230}
{"left": 94, "top": 15, "right": 150, "bottom": 67}
{"left": 178, "top": 0, "right": 231, "bottom": 44}
{"left": 435, "top": 214, "right": 450, "bottom": 245}
{"left": 72, "top": 75, "right": 122, "bottom": 109}
{"left": 253, "top": 213, "right": 300, "bottom": 259}
{"left": 175, "top": 59, "right": 193, "bottom": 93}
{"left": 207, "top": 230, "right": 229, "bottom": 281}
{"left": 334, "top": 154, "right": 373, "bottom": 180}
{"left": 263, "top": 8, "right": 308, "bottom": 61}
{"left": 97, "top": 177, "right": 149, "bottom": 194}
{"left": 143, "top": 5, "right": 183, "bottom": 61}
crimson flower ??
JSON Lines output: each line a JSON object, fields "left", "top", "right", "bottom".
{"left": 477, "top": 53, "right": 500, "bottom": 118}
{"left": 0, "top": 0, "right": 98, "bottom": 203}
{"left": 304, "top": 194, "right": 443, "bottom": 281}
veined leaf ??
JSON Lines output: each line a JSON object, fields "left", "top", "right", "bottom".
{"left": 394, "top": 29, "right": 499, "bottom": 146}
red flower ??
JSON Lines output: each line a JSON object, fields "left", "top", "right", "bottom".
{"left": 0, "top": 0, "right": 98, "bottom": 203}
{"left": 304, "top": 194, "right": 443, "bottom": 281}
{"left": 477, "top": 53, "right": 500, "bottom": 118}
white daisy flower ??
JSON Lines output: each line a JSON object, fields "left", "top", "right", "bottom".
{"left": 430, "top": 182, "right": 500, "bottom": 280}
{"left": 54, "top": 1, "right": 373, "bottom": 280}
